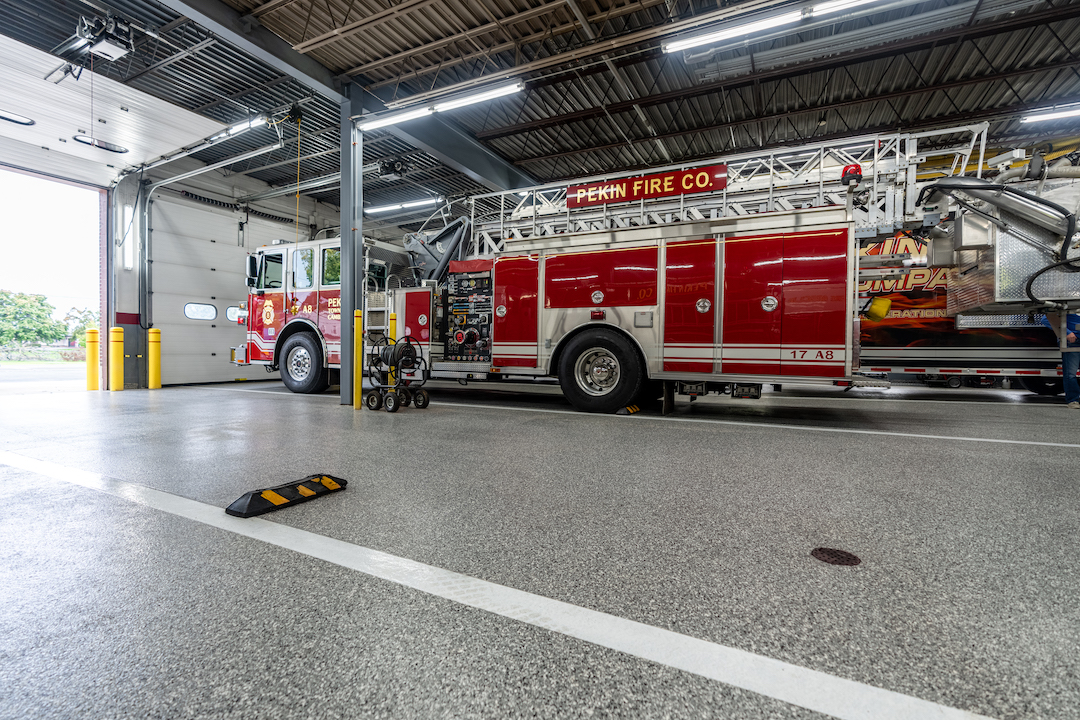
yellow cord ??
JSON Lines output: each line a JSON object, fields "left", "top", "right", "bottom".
{"left": 295, "top": 118, "right": 301, "bottom": 243}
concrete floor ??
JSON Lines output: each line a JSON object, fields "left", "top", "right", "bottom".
{"left": 0, "top": 374, "right": 1077, "bottom": 719}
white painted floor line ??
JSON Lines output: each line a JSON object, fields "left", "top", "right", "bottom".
{"left": 439, "top": 401, "right": 1080, "bottom": 449}
{"left": 0, "top": 449, "right": 995, "bottom": 720}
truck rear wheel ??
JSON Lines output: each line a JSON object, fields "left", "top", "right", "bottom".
{"left": 1019, "top": 377, "right": 1064, "bottom": 396}
{"left": 280, "top": 332, "right": 329, "bottom": 394}
{"left": 558, "top": 329, "right": 643, "bottom": 413}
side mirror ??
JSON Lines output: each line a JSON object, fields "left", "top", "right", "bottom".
{"left": 245, "top": 277, "right": 256, "bottom": 288}
{"left": 246, "top": 255, "right": 258, "bottom": 280}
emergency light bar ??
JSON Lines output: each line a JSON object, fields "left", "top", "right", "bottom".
{"left": 663, "top": 0, "right": 879, "bottom": 54}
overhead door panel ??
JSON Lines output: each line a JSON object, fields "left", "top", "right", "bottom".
{"left": 152, "top": 198, "right": 287, "bottom": 384}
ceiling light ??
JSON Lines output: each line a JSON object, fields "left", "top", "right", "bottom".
{"left": 358, "top": 107, "right": 433, "bottom": 132}
{"left": 810, "top": 0, "right": 879, "bottom": 16}
{"left": 359, "top": 83, "right": 523, "bottom": 131}
{"left": 73, "top": 135, "right": 128, "bottom": 153}
{"left": 433, "top": 83, "right": 523, "bottom": 112}
{"left": 211, "top": 115, "right": 269, "bottom": 142}
{"left": 229, "top": 116, "right": 267, "bottom": 134}
{"left": 0, "top": 109, "right": 34, "bottom": 126}
{"left": 364, "top": 197, "right": 439, "bottom": 214}
{"left": 664, "top": 10, "right": 802, "bottom": 53}
{"left": 1021, "top": 108, "right": 1080, "bottom": 123}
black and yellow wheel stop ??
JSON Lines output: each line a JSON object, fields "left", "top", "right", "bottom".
{"left": 616, "top": 404, "right": 641, "bottom": 415}
{"left": 225, "top": 474, "right": 347, "bottom": 518}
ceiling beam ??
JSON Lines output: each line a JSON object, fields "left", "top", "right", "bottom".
{"left": 512, "top": 59, "right": 1080, "bottom": 165}
{"left": 542, "top": 95, "right": 1080, "bottom": 181}
{"left": 153, "top": 0, "right": 535, "bottom": 191}
{"left": 475, "top": 3, "right": 1080, "bottom": 141}
{"left": 153, "top": 0, "right": 347, "bottom": 102}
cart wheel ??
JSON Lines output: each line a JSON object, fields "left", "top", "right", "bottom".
{"left": 399, "top": 388, "right": 412, "bottom": 407}
{"left": 364, "top": 391, "right": 383, "bottom": 411}
{"left": 412, "top": 388, "right": 430, "bottom": 409}
{"left": 384, "top": 392, "right": 400, "bottom": 413}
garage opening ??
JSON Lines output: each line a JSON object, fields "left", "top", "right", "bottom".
{"left": 0, "top": 167, "right": 103, "bottom": 394}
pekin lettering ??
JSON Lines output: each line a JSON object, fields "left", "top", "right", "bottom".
{"left": 568, "top": 165, "right": 727, "bottom": 208}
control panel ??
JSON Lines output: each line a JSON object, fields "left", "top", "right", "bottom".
{"left": 444, "top": 270, "right": 492, "bottom": 362}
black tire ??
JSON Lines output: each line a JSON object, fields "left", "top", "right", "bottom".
{"left": 413, "top": 388, "right": 430, "bottom": 409}
{"left": 1019, "top": 377, "right": 1064, "bottom": 396}
{"left": 280, "top": 332, "right": 329, "bottom": 394}
{"left": 384, "top": 392, "right": 400, "bottom": 413}
{"left": 558, "top": 329, "right": 643, "bottom": 413}
{"left": 399, "top": 388, "right": 412, "bottom": 407}
{"left": 946, "top": 376, "right": 963, "bottom": 388}
{"left": 364, "top": 391, "right": 383, "bottom": 411}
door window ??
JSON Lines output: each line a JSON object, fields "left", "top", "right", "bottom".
{"left": 293, "top": 248, "right": 314, "bottom": 289}
{"left": 322, "top": 247, "right": 341, "bottom": 286}
{"left": 258, "top": 253, "right": 283, "bottom": 289}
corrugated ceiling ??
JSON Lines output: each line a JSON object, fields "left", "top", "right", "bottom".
{"left": 2, "top": 0, "right": 1080, "bottom": 239}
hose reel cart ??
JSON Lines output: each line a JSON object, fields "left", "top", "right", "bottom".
{"left": 363, "top": 335, "right": 431, "bottom": 412}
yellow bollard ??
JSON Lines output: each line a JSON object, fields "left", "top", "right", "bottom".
{"left": 85, "top": 328, "right": 99, "bottom": 391}
{"left": 353, "top": 309, "right": 363, "bottom": 408}
{"left": 388, "top": 312, "right": 397, "bottom": 387}
{"left": 109, "top": 327, "right": 124, "bottom": 391}
{"left": 148, "top": 328, "right": 161, "bottom": 389}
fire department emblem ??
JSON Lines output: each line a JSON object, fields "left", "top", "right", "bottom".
{"left": 262, "top": 302, "right": 275, "bottom": 324}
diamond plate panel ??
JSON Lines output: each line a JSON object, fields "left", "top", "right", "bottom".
{"left": 995, "top": 213, "right": 1080, "bottom": 302}
{"left": 947, "top": 249, "right": 995, "bottom": 315}
{"left": 956, "top": 314, "right": 1046, "bottom": 329}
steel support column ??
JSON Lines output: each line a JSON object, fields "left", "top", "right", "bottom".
{"left": 340, "top": 83, "right": 364, "bottom": 405}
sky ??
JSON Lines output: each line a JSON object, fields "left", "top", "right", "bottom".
{"left": 0, "top": 167, "right": 101, "bottom": 320}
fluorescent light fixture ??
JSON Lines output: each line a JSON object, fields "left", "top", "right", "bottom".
{"left": 229, "top": 116, "right": 267, "bottom": 134}
{"left": 810, "top": 0, "right": 879, "bottom": 16}
{"left": 360, "top": 83, "right": 523, "bottom": 131}
{"left": 1021, "top": 108, "right": 1080, "bottom": 123}
{"left": 211, "top": 115, "right": 268, "bottom": 141}
{"left": 433, "top": 83, "right": 523, "bottom": 112}
{"left": 73, "top": 135, "right": 128, "bottom": 153}
{"left": 364, "top": 197, "right": 439, "bottom": 214}
{"left": 664, "top": 10, "right": 802, "bottom": 53}
{"left": 0, "top": 109, "right": 34, "bottom": 126}
{"left": 359, "top": 107, "right": 433, "bottom": 132}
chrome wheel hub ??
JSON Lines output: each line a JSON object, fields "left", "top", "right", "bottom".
{"left": 574, "top": 347, "right": 620, "bottom": 396}
{"left": 287, "top": 346, "right": 312, "bottom": 381}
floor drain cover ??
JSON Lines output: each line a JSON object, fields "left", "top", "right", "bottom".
{"left": 811, "top": 547, "right": 861, "bottom": 566}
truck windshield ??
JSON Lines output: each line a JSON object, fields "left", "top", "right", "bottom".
{"left": 259, "top": 253, "right": 283, "bottom": 289}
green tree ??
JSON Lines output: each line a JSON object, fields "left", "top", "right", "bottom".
{"left": 0, "top": 290, "right": 67, "bottom": 348}
{"left": 64, "top": 307, "right": 100, "bottom": 347}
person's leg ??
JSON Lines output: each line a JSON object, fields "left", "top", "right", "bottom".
{"left": 1064, "top": 349, "right": 1080, "bottom": 404}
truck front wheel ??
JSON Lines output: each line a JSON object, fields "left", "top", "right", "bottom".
{"left": 280, "top": 332, "right": 329, "bottom": 394}
{"left": 558, "top": 329, "right": 643, "bottom": 413}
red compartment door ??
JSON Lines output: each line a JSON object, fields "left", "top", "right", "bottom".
{"left": 663, "top": 239, "right": 716, "bottom": 373}
{"left": 492, "top": 255, "right": 539, "bottom": 368}
{"left": 721, "top": 232, "right": 783, "bottom": 375}
{"left": 781, "top": 228, "right": 849, "bottom": 377}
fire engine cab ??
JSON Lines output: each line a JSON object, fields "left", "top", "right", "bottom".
{"left": 231, "top": 123, "right": 1080, "bottom": 412}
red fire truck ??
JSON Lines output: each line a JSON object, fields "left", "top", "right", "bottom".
{"left": 233, "top": 124, "right": 1078, "bottom": 410}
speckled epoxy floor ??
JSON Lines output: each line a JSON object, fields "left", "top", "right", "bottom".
{"left": 0, "top": 380, "right": 1077, "bottom": 719}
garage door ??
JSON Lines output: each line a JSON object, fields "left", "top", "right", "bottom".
{"left": 151, "top": 196, "right": 300, "bottom": 384}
